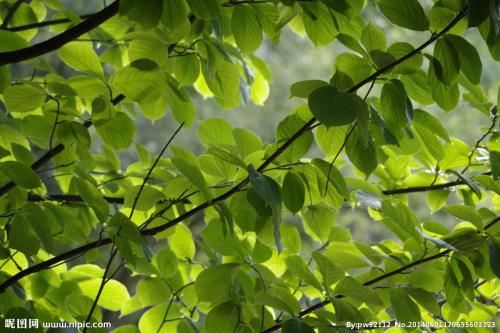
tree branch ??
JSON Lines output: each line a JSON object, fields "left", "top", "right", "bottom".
{"left": 0, "top": 0, "right": 26, "bottom": 29}
{"left": 261, "top": 215, "right": 500, "bottom": 333}
{"left": 0, "top": 7, "right": 469, "bottom": 295}
{"left": 0, "top": 0, "right": 119, "bottom": 66}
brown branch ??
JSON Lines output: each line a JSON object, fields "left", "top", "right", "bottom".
{"left": 0, "top": 7, "right": 469, "bottom": 295}
{"left": 0, "top": 1, "right": 119, "bottom": 66}
{"left": 27, "top": 193, "right": 125, "bottom": 204}
{"left": 261, "top": 215, "right": 500, "bottom": 333}
{"left": 0, "top": 0, "right": 26, "bottom": 29}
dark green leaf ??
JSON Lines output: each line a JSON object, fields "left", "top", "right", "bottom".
{"left": 248, "top": 164, "right": 282, "bottom": 204}
{"left": 377, "top": 0, "right": 429, "bottom": 31}
{"left": 308, "top": 86, "right": 365, "bottom": 127}
{"left": 282, "top": 172, "right": 305, "bottom": 214}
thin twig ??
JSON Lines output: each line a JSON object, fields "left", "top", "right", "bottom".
{"left": 0, "top": 0, "right": 25, "bottom": 29}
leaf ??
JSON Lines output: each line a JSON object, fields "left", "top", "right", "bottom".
{"left": 308, "top": 86, "right": 365, "bottom": 127}
{"left": 59, "top": 42, "right": 104, "bottom": 78}
{"left": 290, "top": 80, "right": 328, "bottom": 98}
{"left": 4, "top": 84, "right": 45, "bottom": 113}
{"left": 185, "top": 0, "right": 219, "bottom": 19}
{"left": 302, "top": 2, "right": 338, "bottom": 46}
{"left": 205, "top": 302, "right": 239, "bottom": 333}
{"left": 136, "top": 278, "right": 172, "bottom": 306}
{"left": 248, "top": 164, "right": 282, "bottom": 204}
{"left": 390, "top": 289, "right": 421, "bottom": 323}
{"left": 285, "top": 254, "right": 323, "bottom": 290}
{"left": 174, "top": 54, "right": 200, "bottom": 86}
{"left": 282, "top": 172, "right": 305, "bottom": 214}
{"left": 377, "top": 0, "right": 429, "bottom": 31}
{"left": 0, "top": 161, "right": 41, "bottom": 189}
{"left": 312, "top": 252, "right": 345, "bottom": 286}
{"left": 124, "top": 185, "right": 165, "bottom": 211}
{"left": 311, "top": 159, "right": 350, "bottom": 200}
{"left": 302, "top": 205, "right": 335, "bottom": 242}
{"left": 387, "top": 42, "right": 423, "bottom": 74}
{"left": 489, "top": 240, "right": 500, "bottom": 278}
{"left": 443, "top": 204, "right": 484, "bottom": 231}
{"left": 171, "top": 155, "right": 211, "bottom": 200}
{"left": 110, "top": 65, "right": 161, "bottom": 101}
{"left": 9, "top": 214, "right": 39, "bottom": 256}
{"left": 380, "top": 79, "right": 408, "bottom": 133}
{"left": 73, "top": 178, "right": 109, "bottom": 222}
{"left": 361, "top": 23, "right": 386, "bottom": 52}
{"left": 169, "top": 224, "right": 196, "bottom": 260}
{"left": 345, "top": 127, "right": 378, "bottom": 175}
{"left": 232, "top": 5, "right": 263, "bottom": 53}
{"left": 433, "top": 38, "right": 460, "bottom": 84}
{"left": 445, "top": 35, "right": 482, "bottom": 84}
{"left": 468, "top": 0, "right": 490, "bottom": 27}
{"left": 413, "top": 109, "right": 449, "bottom": 142}
{"left": 120, "top": 0, "right": 163, "bottom": 29}
{"left": 95, "top": 113, "right": 136, "bottom": 150}
{"left": 195, "top": 264, "right": 239, "bottom": 305}
{"left": 197, "top": 118, "right": 234, "bottom": 147}
{"left": 282, "top": 319, "right": 314, "bottom": 333}
{"left": 79, "top": 279, "right": 130, "bottom": 311}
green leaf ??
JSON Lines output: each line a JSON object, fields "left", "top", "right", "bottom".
{"left": 197, "top": 118, "right": 234, "bottom": 147}
{"left": 110, "top": 65, "right": 161, "bottom": 101}
{"left": 95, "top": 113, "right": 136, "bottom": 150}
{"left": 276, "top": 115, "right": 313, "bottom": 162}
{"left": 312, "top": 252, "right": 345, "bottom": 286}
{"left": 232, "top": 5, "right": 263, "bottom": 53}
{"left": 468, "top": 0, "right": 490, "bottom": 27}
{"left": 171, "top": 155, "right": 211, "bottom": 200}
{"left": 311, "top": 159, "right": 350, "bottom": 201}
{"left": 128, "top": 37, "right": 168, "bottom": 67}
{"left": 73, "top": 178, "right": 109, "bottom": 222}
{"left": 4, "top": 84, "right": 45, "bottom": 113}
{"left": 248, "top": 164, "right": 282, "bottom": 204}
{"left": 380, "top": 79, "right": 408, "bottom": 132}
{"left": 136, "top": 278, "right": 172, "bottom": 306}
{"left": 124, "top": 185, "right": 165, "bottom": 211}
{"left": 9, "top": 214, "right": 40, "bottom": 256}
{"left": 195, "top": 264, "right": 239, "bottom": 305}
{"left": 302, "top": 205, "right": 335, "bottom": 242}
{"left": 489, "top": 240, "right": 500, "bottom": 278}
{"left": 79, "top": 278, "right": 130, "bottom": 311}
{"left": 285, "top": 254, "right": 323, "bottom": 290}
{"left": 377, "top": 0, "right": 429, "bottom": 31}
{"left": 381, "top": 199, "right": 421, "bottom": 242}
{"left": 282, "top": 172, "right": 305, "bottom": 214}
{"left": 120, "top": 0, "right": 163, "bottom": 29}
{"left": 174, "top": 54, "right": 200, "bottom": 86}
{"left": 308, "top": 86, "right": 365, "bottom": 127}
{"left": 345, "top": 127, "right": 378, "bottom": 175}
{"left": 443, "top": 204, "right": 484, "bottom": 231}
{"left": 361, "top": 23, "right": 386, "bottom": 51}
{"left": 59, "top": 42, "right": 104, "bottom": 78}
{"left": 387, "top": 42, "right": 423, "bottom": 74}
{"left": 185, "top": 0, "right": 219, "bottom": 19}
{"left": 290, "top": 80, "right": 328, "bottom": 98}
{"left": 205, "top": 302, "right": 239, "bottom": 333}
{"left": 433, "top": 38, "right": 460, "bottom": 84}
{"left": 427, "top": 58, "right": 460, "bottom": 111}
{"left": 282, "top": 319, "right": 314, "bottom": 333}
{"left": 233, "top": 128, "right": 262, "bottom": 158}
{"left": 413, "top": 109, "right": 450, "bottom": 142}
{"left": 390, "top": 289, "right": 421, "bottom": 323}
{"left": 302, "top": 2, "right": 338, "bottom": 46}
{"left": 154, "top": 247, "right": 178, "bottom": 278}
{"left": 169, "top": 224, "right": 196, "bottom": 260}
{"left": 0, "top": 161, "right": 40, "bottom": 189}
{"left": 491, "top": 151, "right": 500, "bottom": 180}
{"left": 445, "top": 34, "right": 482, "bottom": 84}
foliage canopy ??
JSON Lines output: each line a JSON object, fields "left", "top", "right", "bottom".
{"left": 0, "top": 0, "right": 499, "bottom": 332}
